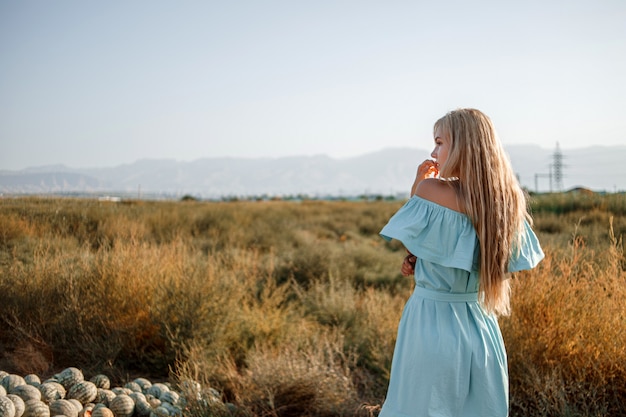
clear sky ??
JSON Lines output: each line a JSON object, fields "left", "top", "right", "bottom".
{"left": 1, "top": 0, "right": 625, "bottom": 170}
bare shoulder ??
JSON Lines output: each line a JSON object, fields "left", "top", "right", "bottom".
{"left": 415, "top": 179, "right": 463, "bottom": 213}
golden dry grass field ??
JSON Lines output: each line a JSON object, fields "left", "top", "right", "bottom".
{"left": 1, "top": 193, "right": 625, "bottom": 416}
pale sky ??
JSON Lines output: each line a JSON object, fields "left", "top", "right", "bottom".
{"left": 1, "top": 0, "right": 625, "bottom": 171}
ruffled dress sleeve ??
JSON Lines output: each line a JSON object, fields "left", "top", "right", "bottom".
{"left": 380, "top": 196, "right": 479, "bottom": 273}
{"left": 508, "top": 220, "right": 544, "bottom": 272}
{"left": 380, "top": 195, "right": 544, "bottom": 273}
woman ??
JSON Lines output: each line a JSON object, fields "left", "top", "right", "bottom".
{"left": 379, "top": 108, "right": 544, "bottom": 416}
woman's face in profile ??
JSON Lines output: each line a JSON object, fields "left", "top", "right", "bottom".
{"left": 431, "top": 126, "right": 450, "bottom": 171}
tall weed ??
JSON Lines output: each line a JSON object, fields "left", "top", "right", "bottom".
{"left": 1, "top": 194, "right": 625, "bottom": 416}
{"left": 503, "top": 218, "right": 626, "bottom": 415}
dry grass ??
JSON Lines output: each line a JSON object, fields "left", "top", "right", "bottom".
{"left": 503, "top": 217, "right": 626, "bottom": 416}
{"left": 0, "top": 194, "right": 625, "bottom": 416}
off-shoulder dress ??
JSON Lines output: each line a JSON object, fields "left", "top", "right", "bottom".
{"left": 378, "top": 195, "right": 544, "bottom": 417}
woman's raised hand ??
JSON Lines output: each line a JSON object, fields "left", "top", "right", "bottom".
{"left": 410, "top": 160, "right": 439, "bottom": 196}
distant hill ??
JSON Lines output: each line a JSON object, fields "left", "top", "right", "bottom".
{"left": 1, "top": 145, "right": 625, "bottom": 198}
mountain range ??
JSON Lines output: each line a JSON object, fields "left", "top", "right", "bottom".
{"left": 1, "top": 145, "right": 624, "bottom": 199}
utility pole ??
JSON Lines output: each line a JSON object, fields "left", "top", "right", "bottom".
{"left": 535, "top": 143, "right": 565, "bottom": 193}
{"left": 535, "top": 167, "right": 552, "bottom": 193}
{"left": 552, "top": 142, "right": 564, "bottom": 191}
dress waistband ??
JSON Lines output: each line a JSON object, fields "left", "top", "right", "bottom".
{"left": 413, "top": 286, "right": 479, "bottom": 302}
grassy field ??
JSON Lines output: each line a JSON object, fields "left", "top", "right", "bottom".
{"left": 0, "top": 192, "right": 624, "bottom": 416}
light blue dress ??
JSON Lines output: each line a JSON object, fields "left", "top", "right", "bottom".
{"left": 379, "top": 195, "right": 544, "bottom": 417}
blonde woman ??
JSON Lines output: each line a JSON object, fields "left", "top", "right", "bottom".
{"left": 379, "top": 108, "right": 544, "bottom": 416}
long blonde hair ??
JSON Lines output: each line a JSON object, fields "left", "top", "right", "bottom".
{"left": 435, "top": 108, "right": 529, "bottom": 315}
